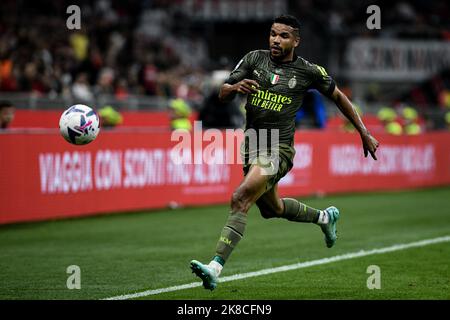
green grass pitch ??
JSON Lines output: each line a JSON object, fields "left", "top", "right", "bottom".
{"left": 0, "top": 187, "right": 449, "bottom": 300}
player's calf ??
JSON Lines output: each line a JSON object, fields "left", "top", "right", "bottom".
{"left": 281, "top": 198, "right": 322, "bottom": 222}
{"left": 269, "top": 198, "right": 340, "bottom": 248}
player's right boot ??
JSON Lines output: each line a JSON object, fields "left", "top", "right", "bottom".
{"left": 190, "top": 260, "right": 218, "bottom": 290}
{"left": 320, "top": 206, "right": 340, "bottom": 248}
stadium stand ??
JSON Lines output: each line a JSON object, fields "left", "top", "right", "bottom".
{"left": 1, "top": 0, "right": 449, "bottom": 131}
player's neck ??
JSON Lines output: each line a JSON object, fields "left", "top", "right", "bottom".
{"left": 270, "top": 52, "right": 297, "bottom": 64}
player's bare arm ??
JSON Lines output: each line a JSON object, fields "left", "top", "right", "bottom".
{"left": 331, "top": 86, "right": 380, "bottom": 160}
{"left": 219, "top": 79, "right": 259, "bottom": 102}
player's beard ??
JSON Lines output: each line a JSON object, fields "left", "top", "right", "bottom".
{"left": 270, "top": 46, "right": 289, "bottom": 61}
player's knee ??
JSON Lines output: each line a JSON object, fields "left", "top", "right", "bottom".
{"left": 231, "top": 189, "right": 253, "bottom": 213}
{"left": 259, "top": 208, "right": 274, "bottom": 219}
{"left": 259, "top": 205, "right": 283, "bottom": 219}
{"left": 259, "top": 208, "right": 282, "bottom": 219}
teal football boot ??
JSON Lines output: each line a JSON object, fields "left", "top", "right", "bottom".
{"left": 320, "top": 206, "right": 340, "bottom": 248}
{"left": 190, "top": 260, "right": 218, "bottom": 290}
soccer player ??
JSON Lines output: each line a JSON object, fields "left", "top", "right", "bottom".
{"left": 190, "top": 15, "right": 379, "bottom": 290}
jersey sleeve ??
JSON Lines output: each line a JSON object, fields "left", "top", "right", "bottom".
{"left": 224, "top": 51, "right": 256, "bottom": 85}
{"left": 309, "top": 64, "right": 336, "bottom": 98}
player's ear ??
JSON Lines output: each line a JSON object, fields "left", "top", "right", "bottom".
{"left": 294, "top": 36, "right": 300, "bottom": 48}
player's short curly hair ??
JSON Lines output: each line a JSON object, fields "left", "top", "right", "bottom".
{"left": 273, "top": 14, "right": 300, "bottom": 36}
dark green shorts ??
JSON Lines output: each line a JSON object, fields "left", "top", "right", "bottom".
{"left": 241, "top": 142, "right": 296, "bottom": 191}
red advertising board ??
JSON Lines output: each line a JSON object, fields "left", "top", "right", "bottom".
{"left": 1, "top": 129, "right": 449, "bottom": 224}
{"left": 10, "top": 109, "right": 198, "bottom": 129}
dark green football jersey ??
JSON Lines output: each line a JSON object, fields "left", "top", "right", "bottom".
{"left": 225, "top": 50, "right": 335, "bottom": 145}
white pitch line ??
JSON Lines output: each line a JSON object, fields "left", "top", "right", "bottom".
{"left": 103, "top": 235, "right": 450, "bottom": 300}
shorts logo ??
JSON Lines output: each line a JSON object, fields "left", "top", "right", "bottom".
{"left": 288, "top": 76, "right": 297, "bottom": 89}
{"left": 270, "top": 74, "right": 280, "bottom": 85}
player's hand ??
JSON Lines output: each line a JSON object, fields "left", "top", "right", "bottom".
{"left": 360, "top": 131, "right": 379, "bottom": 160}
{"left": 234, "top": 79, "right": 259, "bottom": 94}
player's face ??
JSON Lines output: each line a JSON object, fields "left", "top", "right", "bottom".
{"left": 269, "top": 23, "right": 299, "bottom": 61}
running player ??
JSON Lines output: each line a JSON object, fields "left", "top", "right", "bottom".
{"left": 190, "top": 14, "right": 379, "bottom": 290}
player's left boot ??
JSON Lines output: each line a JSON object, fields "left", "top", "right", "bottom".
{"left": 190, "top": 260, "right": 218, "bottom": 291}
{"left": 320, "top": 206, "right": 340, "bottom": 248}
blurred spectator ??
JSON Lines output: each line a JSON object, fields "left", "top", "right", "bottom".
{"left": 0, "top": 54, "right": 16, "bottom": 91}
{"left": 141, "top": 55, "right": 158, "bottom": 96}
{"left": 199, "top": 70, "right": 244, "bottom": 129}
{"left": 98, "top": 105, "right": 123, "bottom": 128}
{"left": 439, "top": 89, "right": 450, "bottom": 109}
{"left": 72, "top": 73, "right": 94, "bottom": 101}
{"left": 295, "top": 89, "right": 327, "bottom": 129}
{"left": 401, "top": 106, "right": 422, "bottom": 135}
{"left": 115, "top": 78, "right": 129, "bottom": 100}
{"left": 0, "top": 101, "right": 15, "bottom": 129}
{"left": 70, "top": 31, "right": 89, "bottom": 62}
{"left": 95, "top": 68, "right": 115, "bottom": 97}
{"left": 445, "top": 111, "right": 450, "bottom": 130}
{"left": 169, "top": 98, "right": 192, "bottom": 131}
{"left": 18, "top": 62, "right": 48, "bottom": 94}
{"left": 377, "top": 107, "right": 403, "bottom": 135}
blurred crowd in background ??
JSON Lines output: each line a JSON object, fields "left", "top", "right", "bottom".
{"left": 0, "top": 0, "right": 450, "bottom": 133}
{"left": 0, "top": 0, "right": 209, "bottom": 103}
